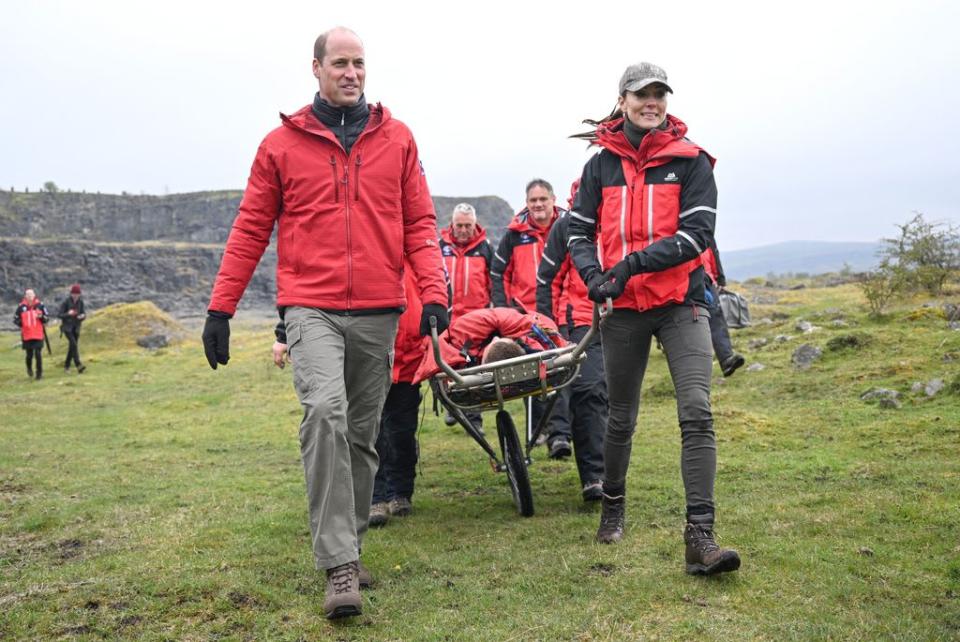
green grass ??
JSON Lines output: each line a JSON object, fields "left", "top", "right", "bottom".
{"left": 2, "top": 286, "right": 959, "bottom": 641}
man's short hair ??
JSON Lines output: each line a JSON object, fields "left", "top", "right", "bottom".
{"left": 482, "top": 338, "right": 525, "bottom": 364}
{"left": 314, "top": 26, "right": 360, "bottom": 62}
{"left": 525, "top": 178, "right": 554, "bottom": 197}
{"left": 451, "top": 203, "right": 476, "bottom": 221}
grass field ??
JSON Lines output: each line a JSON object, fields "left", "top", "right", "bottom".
{"left": 2, "top": 283, "right": 959, "bottom": 641}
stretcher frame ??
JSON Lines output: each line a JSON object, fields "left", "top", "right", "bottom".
{"left": 428, "top": 302, "right": 609, "bottom": 516}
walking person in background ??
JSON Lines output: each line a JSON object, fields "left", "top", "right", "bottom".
{"left": 438, "top": 203, "right": 493, "bottom": 432}
{"left": 14, "top": 288, "right": 49, "bottom": 380}
{"left": 491, "top": 179, "right": 570, "bottom": 456}
{"left": 536, "top": 180, "right": 607, "bottom": 502}
{"left": 567, "top": 62, "right": 740, "bottom": 575}
{"left": 58, "top": 284, "right": 87, "bottom": 374}
{"left": 202, "top": 26, "right": 448, "bottom": 619}
{"left": 702, "top": 244, "right": 745, "bottom": 377}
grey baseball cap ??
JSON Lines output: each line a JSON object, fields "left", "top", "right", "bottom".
{"left": 619, "top": 62, "right": 673, "bottom": 95}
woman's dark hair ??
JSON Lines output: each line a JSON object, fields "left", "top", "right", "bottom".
{"left": 569, "top": 101, "right": 622, "bottom": 143}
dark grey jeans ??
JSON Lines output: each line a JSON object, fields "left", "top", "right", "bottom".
{"left": 601, "top": 304, "right": 716, "bottom": 513}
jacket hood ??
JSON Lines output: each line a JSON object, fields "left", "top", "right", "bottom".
{"left": 595, "top": 114, "right": 713, "bottom": 166}
{"left": 280, "top": 102, "right": 391, "bottom": 140}
{"left": 507, "top": 208, "right": 559, "bottom": 235}
{"left": 19, "top": 298, "right": 41, "bottom": 307}
{"left": 441, "top": 223, "right": 488, "bottom": 252}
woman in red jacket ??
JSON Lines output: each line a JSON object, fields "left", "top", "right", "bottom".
{"left": 567, "top": 63, "right": 740, "bottom": 576}
{"left": 13, "top": 288, "right": 48, "bottom": 380}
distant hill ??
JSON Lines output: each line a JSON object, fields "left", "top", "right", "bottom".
{"left": 722, "top": 240, "right": 882, "bottom": 281}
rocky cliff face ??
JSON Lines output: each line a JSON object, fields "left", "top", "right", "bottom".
{"left": 0, "top": 189, "right": 513, "bottom": 316}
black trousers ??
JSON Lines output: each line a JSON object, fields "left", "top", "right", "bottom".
{"left": 63, "top": 326, "right": 82, "bottom": 368}
{"left": 372, "top": 382, "right": 421, "bottom": 503}
{"left": 23, "top": 340, "right": 43, "bottom": 377}
{"left": 546, "top": 325, "right": 606, "bottom": 484}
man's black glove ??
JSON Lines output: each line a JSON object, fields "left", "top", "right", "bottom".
{"left": 420, "top": 303, "right": 449, "bottom": 337}
{"left": 202, "top": 311, "right": 232, "bottom": 369}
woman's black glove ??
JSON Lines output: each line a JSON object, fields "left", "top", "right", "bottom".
{"left": 202, "top": 311, "right": 232, "bottom": 369}
{"left": 586, "top": 271, "right": 609, "bottom": 304}
{"left": 420, "top": 303, "right": 449, "bottom": 336}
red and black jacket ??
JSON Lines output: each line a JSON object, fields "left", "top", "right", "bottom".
{"left": 14, "top": 298, "right": 48, "bottom": 341}
{"left": 568, "top": 114, "right": 716, "bottom": 311}
{"left": 439, "top": 225, "right": 493, "bottom": 320}
{"left": 490, "top": 207, "right": 562, "bottom": 311}
{"left": 414, "top": 307, "right": 567, "bottom": 382}
{"left": 536, "top": 211, "right": 594, "bottom": 329}
{"left": 209, "top": 102, "right": 447, "bottom": 316}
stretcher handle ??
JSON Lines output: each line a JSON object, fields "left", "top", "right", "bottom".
{"left": 567, "top": 298, "right": 612, "bottom": 362}
{"left": 430, "top": 316, "right": 467, "bottom": 385}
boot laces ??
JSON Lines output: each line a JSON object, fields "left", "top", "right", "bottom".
{"left": 689, "top": 524, "right": 720, "bottom": 554}
{"left": 330, "top": 562, "right": 356, "bottom": 593}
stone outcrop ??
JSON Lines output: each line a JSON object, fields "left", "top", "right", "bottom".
{"left": 0, "top": 189, "right": 513, "bottom": 315}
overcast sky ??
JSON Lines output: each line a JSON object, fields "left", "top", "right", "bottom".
{"left": 2, "top": 0, "right": 958, "bottom": 250}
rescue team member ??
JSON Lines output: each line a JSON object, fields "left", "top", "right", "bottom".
{"left": 567, "top": 62, "right": 740, "bottom": 575}
{"left": 490, "top": 179, "right": 566, "bottom": 453}
{"left": 202, "top": 27, "right": 448, "bottom": 619}
{"left": 702, "top": 244, "right": 745, "bottom": 377}
{"left": 438, "top": 203, "right": 493, "bottom": 431}
{"left": 536, "top": 181, "right": 607, "bottom": 502}
{"left": 439, "top": 203, "right": 493, "bottom": 321}
{"left": 14, "top": 288, "right": 48, "bottom": 380}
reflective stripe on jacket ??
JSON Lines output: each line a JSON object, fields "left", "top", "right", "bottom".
{"left": 568, "top": 114, "right": 717, "bottom": 312}
{"left": 439, "top": 225, "right": 493, "bottom": 320}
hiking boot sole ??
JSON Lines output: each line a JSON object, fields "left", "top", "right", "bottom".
{"left": 685, "top": 552, "right": 741, "bottom": 576}
{"left": 325, "top": 604, "right": 362, "bottom": 619}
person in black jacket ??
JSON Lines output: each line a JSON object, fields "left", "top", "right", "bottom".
{"left": 58, "top": 284, "right": 87, "bottom": 374}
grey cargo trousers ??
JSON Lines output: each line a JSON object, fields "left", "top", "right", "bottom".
{"left": 601, "top": 304, "right": 716, "bottom": 513}
{"left": 284, "top": 306, "right": 399, "bottom": 570}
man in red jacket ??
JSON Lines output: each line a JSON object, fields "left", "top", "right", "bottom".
{"left": 490, "top": 179, "right": 566, "bottom": 452}
{"left": 536, "top": 183, "right": 607, "bottom": 502}
{"left": 203, "top": 26, "right": 448, "bottom": 620}
{"left": 439, "top": 203, "right": 493, "bottom": 431}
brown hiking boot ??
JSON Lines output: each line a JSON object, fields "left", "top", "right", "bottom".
{"left": 369, "top": 502, "right": 390, "bottom": 528}
{"left": 389, "top": 497, "right": 412, "bottom": 517}
{"left": 358, "top": 560, "right": 373, "bottom": 589}
{"left": 323, "top": 561, "right": 361, "bottom": 619}
{"left": 595, "top": 493, "right": 625, "bottom": 544}
{"left": 684, "top": 514, "right": 741, "bottom": 576}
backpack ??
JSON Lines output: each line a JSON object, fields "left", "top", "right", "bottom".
{"left": 719, "top": 288, "right": 751, "bottom": 328}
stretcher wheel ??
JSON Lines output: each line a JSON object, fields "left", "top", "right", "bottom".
{"left": 496, "top": 410, "right": 534, "bottom": 517}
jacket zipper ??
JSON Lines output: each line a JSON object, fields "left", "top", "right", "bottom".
{"left": 354, "top": 155, "right": 362, "bottom": 201}
{"left": 329, "top": 155, "right": 339, "bottom": 201}
{"left": 343, "top": 154, "right": 352, "bottom": 306}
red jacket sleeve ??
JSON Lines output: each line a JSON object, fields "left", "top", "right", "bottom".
{"left": 399, "top": 130, "right": 447, "bottom": 308}
{"left": 209, "top": 139, "right": 282, "bottom": 315}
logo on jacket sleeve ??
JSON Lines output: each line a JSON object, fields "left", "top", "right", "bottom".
{"left": 665, "top": 172, "right": 679, "bottom": 182}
